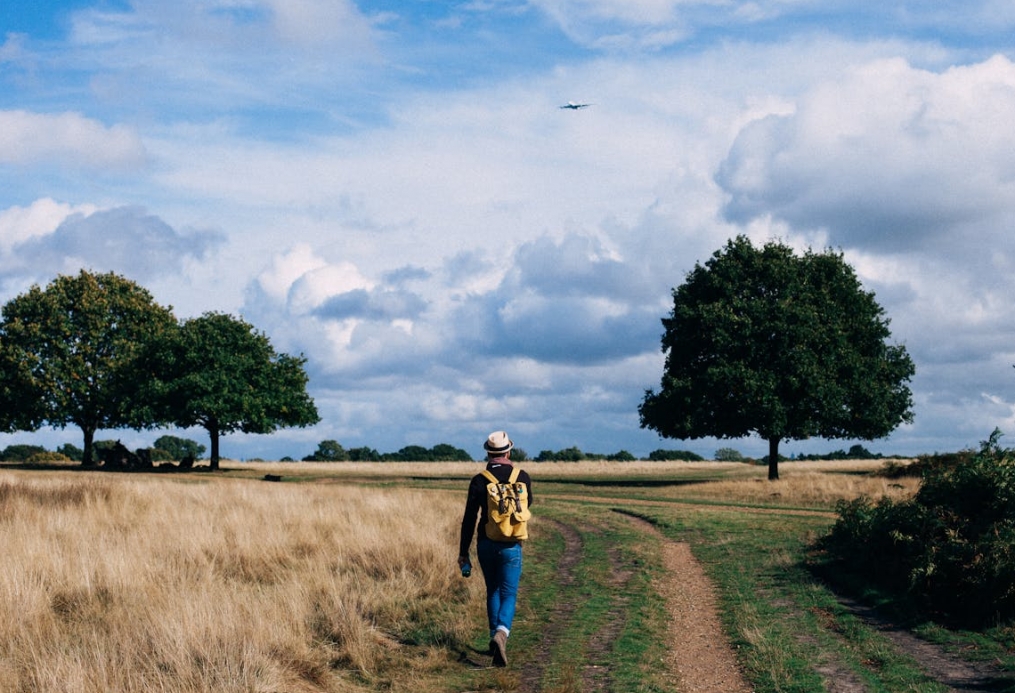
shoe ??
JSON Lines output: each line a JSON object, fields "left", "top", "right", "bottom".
{"left": 492, "top": 630, "right": 508, "bottom": 667}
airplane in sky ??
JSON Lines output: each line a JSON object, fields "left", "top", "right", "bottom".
{"left": 560, "top": 101, "right": 592, "bottom": 110}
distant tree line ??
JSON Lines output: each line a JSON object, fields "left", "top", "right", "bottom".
{"left": 2, "top": 436, "right": 911, "bottom": 465}
{"left": 533, "top": 447, "right": 635, "bottom": 462}
{"left": 0, "top": 435, "right": 207, "bottom": 465}
{"left": 300, "top": 440, "right": 473, "bottom": 462}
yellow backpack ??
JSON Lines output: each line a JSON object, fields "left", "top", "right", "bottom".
{"left": 481, "top": 467, "right": 531, "bottom": 541}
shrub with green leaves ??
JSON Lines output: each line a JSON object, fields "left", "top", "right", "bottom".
{"left": 26, "top": 451, "right": 70, "bottom": 463}
{"left": 823, "top": 429, "right": 1015, "bottom": 627}
{"left": 648, "top": 448, "right": 704, "bottom": 461}
{"left": 1, "top": 444, "right": 48, "bottom": 461}
{"left": 714, "top": 447, "right": 744, "bottom": 461}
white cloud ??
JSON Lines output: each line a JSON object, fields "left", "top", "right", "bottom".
{"left": 288, "top": 263, "right": 374, "bottom": 315}
{"left": 717, "top": 55, "right": 1015, "bottom": 249}
{"left": 0, "top": 110, "right": 146, "bottom": 169}
{"left": 265, "top": 0, "right": 375, "bottom": 46}
{"left": 0, "top": 198, "right": 98, "bottom": 253}
{"left": 252, "top": 244, "right": 329, "bottom": 305}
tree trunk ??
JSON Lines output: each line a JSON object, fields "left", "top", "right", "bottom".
{"left": 767, "top": 437, "right": 781, "bottom": 481}
{"left": 82, "top": 427, "right": 96, "bottom": 466}
{"left": 208, "top": 422, "right": 220, "bottom": 470}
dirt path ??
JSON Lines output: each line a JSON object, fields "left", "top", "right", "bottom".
{"left": 624, "top": 515, "right": 755, "bottom": 693}
{"left": 837, "top": 598, "right": 1014, "bottom": 692}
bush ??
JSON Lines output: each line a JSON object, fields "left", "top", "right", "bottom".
{"left": 303, "top": 440, "right": 349, "bottom": 462}
{"left": 57, "top": 443, "right": 83, "bottom": 461}
{"left": 796, "top": 444, "right": 884, "bottom": 461}
{"left": 714, "top": 447, "right": 744, "bottom": 462}
{"left": 347, "top": 446, "right": 380, "bottom": 462}
{"left": 147, "top": 447, "right": 175, "bottom": 462}
{"left": 821, "top": 429, "right": 1015, "bottom": 627}
{"left": 536, "top": 447, "right": 585, "bottom": 462}
{"left": 1, "top": 444, "right": 48, "bottom": 462}
{"left": 378, "top": 444, "right": 471, "bottom": 461}
{"left": 26, "top": 451, "right": 71, "bottom": 463}
{"left": 648, "top": 449, "right": 705, "bottom": 461}
{"left": 153, "top": 435, "right": 206, "bottom": 461}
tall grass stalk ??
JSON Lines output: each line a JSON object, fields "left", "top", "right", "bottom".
{"left": 0, "top": 473, "right": 476, "bottom": 692}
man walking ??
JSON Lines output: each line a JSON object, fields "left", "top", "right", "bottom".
{"left": 459, "top": 430, "right": 533, "bottom": 667}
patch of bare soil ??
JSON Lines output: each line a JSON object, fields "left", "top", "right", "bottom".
{"left": 630, "top": 516, "right": 755, "bottom": 693}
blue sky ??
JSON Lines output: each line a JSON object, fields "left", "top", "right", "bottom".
{"left": 2, "top": 0, "right": 1015, "bottom": 461}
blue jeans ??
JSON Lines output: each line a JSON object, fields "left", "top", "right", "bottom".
{"left": 477, "top": 537, "right": 523, "bottom": 637}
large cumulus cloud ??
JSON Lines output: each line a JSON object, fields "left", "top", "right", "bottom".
{"left": 717, "top": 55, "right": 1015, "bottom": 250}
{"left": 237, "top": 230, "right": 669, "bottom": 452}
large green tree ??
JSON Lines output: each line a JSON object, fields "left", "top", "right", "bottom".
{"left": 0, "top": 270, "right": 176, "bottom": 464}
{"left": 0, "top": 334, "right": 46, "bottom": 434}
{"left": 639, "top": 236, "right": 915, "bottom": 480}
{"left": 139, "top": 312, "right": 319, "bottom": 469}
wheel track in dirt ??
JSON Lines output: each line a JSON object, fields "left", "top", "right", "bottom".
{"left": 518, "top": 517, "right": 582, "bottom": 692}
{"left": 620, "top": 513, "right": 754, "bottom": 693}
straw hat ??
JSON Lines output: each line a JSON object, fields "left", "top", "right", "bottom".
{"left": 484, "top": 430, "right": 513, "bottom": 456}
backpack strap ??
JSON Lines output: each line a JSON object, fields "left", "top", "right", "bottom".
{"left": 481, "top": 469, "right": 498, "bottom": 484}
{"left": 508, "top": 466, "right": 521, "bottom": 484}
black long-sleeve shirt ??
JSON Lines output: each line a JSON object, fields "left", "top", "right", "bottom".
{"left": 459, "top": 460, "right": 533, "bottom": 557}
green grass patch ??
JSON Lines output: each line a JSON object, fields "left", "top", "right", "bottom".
{"left": 636, "top": 505, "right": 950, "bottom": 692}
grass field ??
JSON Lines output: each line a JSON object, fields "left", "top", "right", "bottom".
{"left": 0, "top": 458, "right": 1010, "bottom": 692}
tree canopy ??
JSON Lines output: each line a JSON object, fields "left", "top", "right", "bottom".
{"left": 138, "top": 312, "right": 320, "bottom": 469}
{"left": 639, "top": 236, "right": 915, "bottom": 480}
{"left": 0, "top": 270, "right": 176, "bottom": 464}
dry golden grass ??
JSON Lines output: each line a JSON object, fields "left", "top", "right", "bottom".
{"left": 657, "top": 464, "right": 921, "bottom": 508}
{"left": 0, "top": 472, "right": 480, "bottom": 692}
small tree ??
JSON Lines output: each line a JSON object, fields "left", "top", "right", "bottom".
{"left": 640, "top": 236, "right": 915, "bottom": 480}
{"left": 648, "top": 449, "right": 705, "bottom": 461}
{"left": 153, "top": 435, "right": 206, "bottom": 461}
{"left": 56, "top": 443, "right": 84, "bottom": 461}
{"left": 0, "top": 444, "right": 48, "bottom": 462}
{"left": 386, "top": 445, "right": 431, "bottom": 461}
{"left": 348, "top": 446, "right": 380, "bottom": 461}
{"left": 714, "top": 447, "right": 745, "bottom": 462}
{"left": 429, "top": 443, "right": 472, "bottom": 461}
{"left": 0, "top": 271, "right": 176, "bottom": 464}
{"left": 139, "top": 312, "right": 319, "bottom": 470}
{"left": 303, "top": 440, "right": 348, "bottom": 461}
